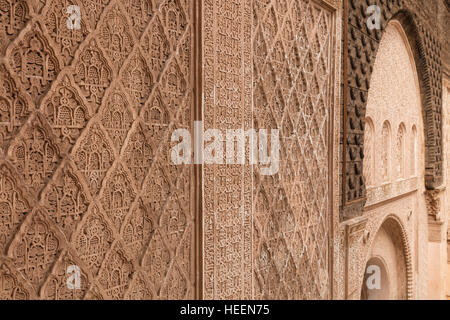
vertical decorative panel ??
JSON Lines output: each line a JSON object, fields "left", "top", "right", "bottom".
{"left": 252, "top": 0, "right": 335, "bottom": 299}
{"left": 202, "top": 0, "right": 253, "bottom": 299}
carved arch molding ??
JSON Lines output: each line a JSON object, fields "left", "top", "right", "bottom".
{"left": 343, "top": 0, "right": 443, "bottom": 219}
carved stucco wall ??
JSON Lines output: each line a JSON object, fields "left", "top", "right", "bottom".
{"left": 0, "top": 0, "right": 195, "bottom": 299}
{"left": 427, "top": 76, "right": 450, "bottom": 300}
{"left": 4, "top": 0, "right": 445, "bottom": 301}
{"left": 252, "top": 0, "right": 340, "bottom": 300}
{"left": 0, "top": 0, "right": 343, "bottom": 300}
{"left": 339, "top": 0, "right": 449, "bottom": 301}
{"left": 346, "top": 21, "right": 426, "bottom": 300}
{"left": 201, "top": 0, "right": 342, "bottom": 300}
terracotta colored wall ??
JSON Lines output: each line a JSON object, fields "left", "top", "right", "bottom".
{"left": 0, "top": 0, "right": 342, "bottom": 301}
{"left": 444, "top": 80, "right": 450, "bottom": 300}
{"left": 0, "top": 0, "right": 447, "bottom": 301}
{"left": 252, "top": 0, "right": 338, "bottom": 300}
{"left": 201, "top": 0, "right": 253, "bottom": 299}
{"left": 0, "top": 0, "right": 195, "bottom": 299}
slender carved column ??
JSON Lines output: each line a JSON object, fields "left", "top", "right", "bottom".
{"left": 202, "top": 0, "right": 253, "bottom": 299}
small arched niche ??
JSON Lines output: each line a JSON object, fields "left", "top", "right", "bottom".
{"left": 381, "top": 121, "right": 392, "bottom": 184}
{"left": 361, "top": 217, "right": 411, "bottom": 300}
{"left": 361, "top": 257, "right": 390, "bottom": 300}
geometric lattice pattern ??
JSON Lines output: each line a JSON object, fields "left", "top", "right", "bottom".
{"left": 253, "top": 0, "right": 331, "bottom": 299}
{"left": 344, "top": 0, "right": 444, "bottom": 218}
{"left": 0, "top": 0, "right": 194, "bottom": 299}
{"left": 201, "top": 0, "right": 254, "bottom": 300}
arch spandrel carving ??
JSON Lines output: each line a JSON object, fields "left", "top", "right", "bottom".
{"left": 343, "top": 0, "right": 444, "bottom": 219}
{"left": 0, "top": 0, "right": 30, "bottom": 54}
